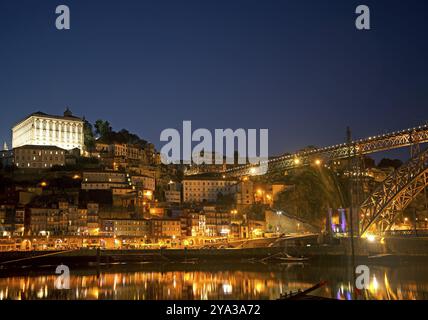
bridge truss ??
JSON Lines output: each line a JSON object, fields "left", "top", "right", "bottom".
{"left": 359, "top": 147, "right": 428, "bottom": 237}
{"left": 217, "top": 123, "right": 428, "bottom": 238}
{"left": 223, "top": 123, "right": 428, "bottom": 177}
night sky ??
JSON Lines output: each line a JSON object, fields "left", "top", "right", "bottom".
{"left": 0, "top": 0, "right": 427, "bottom": 157}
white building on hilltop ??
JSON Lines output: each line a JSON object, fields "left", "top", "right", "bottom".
{"left": 12, "top": 108, "right": 84, "bottom": 152}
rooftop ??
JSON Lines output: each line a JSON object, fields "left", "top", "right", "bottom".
{"left": 14, "top": 145, "right": 66, "bottom": 151}
{"left": 14, "top": 108, "right": 83, "bottom": 127}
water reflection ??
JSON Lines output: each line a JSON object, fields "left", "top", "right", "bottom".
{"left": 1, "top": 262, "right": 428, "bottom": 300}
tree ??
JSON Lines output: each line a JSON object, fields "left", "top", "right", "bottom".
{"left": 378, "top": 158, "right": 403, "bottom": 169}
{"left": 242, "top": 203, "right": 266, "bottom": 221}
{"left": 216, "top": 193, "right": 235, "bottom": 209}
{"left": 363, "top": 156, "right": 375, "bottom": 168}
{"left": 93, "top": 120, "right": 148, "bottom": 148}
{"left": 273, "top": 167, "right": 346, "bottom": 226}
{"left": 94, "top": 120, "right": 112, "bottom": 138}
{"left": 83, "top": 119, "right": 96, "bottom": 152}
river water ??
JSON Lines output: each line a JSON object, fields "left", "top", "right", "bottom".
{"left": 1, "top": 261, "right": 428, "bottom": 300}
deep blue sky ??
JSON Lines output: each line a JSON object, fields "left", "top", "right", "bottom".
{"left": 0, "top": 0, "right": 427, "bottom": 157}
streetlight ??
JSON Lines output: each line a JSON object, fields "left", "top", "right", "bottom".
{"left": 315, "top": 159, "right": 322, "bottom": 166}
{"left": 294, "top": 158, "right": 301, "bottom": 165}
{"left": 366, "top": 234, "right": 376, "bottom": 242}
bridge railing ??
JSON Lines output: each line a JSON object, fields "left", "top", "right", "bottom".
{"left": 221, "top": 123, "right": 428, "bottom": 177}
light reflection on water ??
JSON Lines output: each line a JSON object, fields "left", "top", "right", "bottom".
{"left": 1, "top": 262, "right": 428, "bottom": 300}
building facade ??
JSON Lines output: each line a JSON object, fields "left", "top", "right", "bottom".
{"left": 0, "top": 150, "right": 13, "bottom": 167}
{"left": 232, "top": 179, "right": 254, "bottom": 208}
{"left": 12, "top": 109, "right": 84, "bottom": 151}
{"left": 131, "top": 175, "right": 156, "bottom": 191}
{"left": 180, "top": 212, "right": 206, "bottom": 237}
{"left": 100, "top": 218, "right": 151, "bottom": 237}
{"left": 108, "top": 144, "right": 145, "bottom": 161}
{"left": 12, "top": 145, "right": 66, "bottom": 169}
{"left": 183, "top": 177, "right": 237, "bottom": 203}
{"left": 165, "top": 190, "right": 181, "bottom": 204}
{"left": 81, "top": 171, "right": 128, "bottom": 190}
{"left": 151, "top": 218, "right": 181, "bottom": 239}
{"left": 204, "top": 207, "right": 231, "bottom": 237}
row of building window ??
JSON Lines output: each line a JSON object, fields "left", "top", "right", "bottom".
{"left": 16, "top": 156, "right": 63, "bottom": 161}
{"left": 16, "top": 163, "right": 60, "bottom": 168}
{"left": 184, "top": 181, "right": 230, "bottom": 186}
{"left": 16, "top": 150, "right": 64, "bottom": 155}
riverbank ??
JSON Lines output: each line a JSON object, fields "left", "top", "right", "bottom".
{"left": 2, "top": 244, "right": 428, "bottom": 272}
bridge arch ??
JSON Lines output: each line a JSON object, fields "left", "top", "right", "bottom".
{"left": 359, "top": 148, "right": 428, "bottom": 237}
